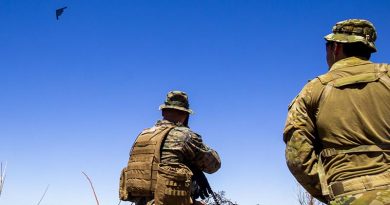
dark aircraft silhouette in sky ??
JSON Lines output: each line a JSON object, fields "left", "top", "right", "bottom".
{"left": 56, "top": 7, "right": 67, "bottom": 20}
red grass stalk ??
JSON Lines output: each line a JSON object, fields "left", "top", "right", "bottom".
{"left": 82, "top": 171, "right": 100, "bottom": 205}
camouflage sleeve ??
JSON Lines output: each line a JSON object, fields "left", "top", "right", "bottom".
{"left": 283, "top": 81, "right": 325, "bottom": 202}
{"left": 182, "top": 132, "right": 221, "bottom": 174}
{"left": 161, "top": 127, "right": 221, "bottom": 174}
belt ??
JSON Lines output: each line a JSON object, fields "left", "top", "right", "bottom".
{"left": 328, "top": 170, "right": 390, "bottom": 199}
{"left": 318, "top": 144, "right": 390, "bottom": 197}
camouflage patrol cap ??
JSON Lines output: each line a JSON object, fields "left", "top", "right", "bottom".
{"left": 159, "top": 91, "right": 193, "bottom": 114}
{"left": 324, "top": 19, "right": 377, "bottom": 52}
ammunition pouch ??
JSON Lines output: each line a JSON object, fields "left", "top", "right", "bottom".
{"left": 154, "top": 163, "right": 193, "bottom": 205}
{"left": 119, "top": 167, "right": 130, "bottom": 201}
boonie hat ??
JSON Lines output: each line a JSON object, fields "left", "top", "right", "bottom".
{"left": 324, "top": 19, "right": 377, "bottom": 52}
{"left": 159, "top": 91, "right": 193, "bottom": 114}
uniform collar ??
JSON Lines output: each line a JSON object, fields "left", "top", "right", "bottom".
{"left": 155, "top": 119, "right": 184, "bottom": 127}
{"left": 330, "top": 57, "right": 372, "bottom": 71}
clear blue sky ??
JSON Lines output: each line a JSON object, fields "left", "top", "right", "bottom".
{"left": 1, "top": 0, "right": 389, "bottom": 204}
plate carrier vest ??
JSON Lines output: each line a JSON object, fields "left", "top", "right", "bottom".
{"left": 120, "top": 124, "right": 175, "bottom": 201}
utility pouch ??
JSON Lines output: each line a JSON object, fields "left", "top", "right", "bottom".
{"left": 154, "top": 163, "right": 193, "bottom": 205}
{"left": 119, "top": 167, "right": 132, "bottom": 201}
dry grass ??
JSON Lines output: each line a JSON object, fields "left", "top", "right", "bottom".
{"left": 0, "top": 162, "right": 7, "bottom": 198}
{"left": 36, "top": 184, "right": 50, "bottom": 205}
{"left": 82, "top": 171, "right": 100, "bottom": 205}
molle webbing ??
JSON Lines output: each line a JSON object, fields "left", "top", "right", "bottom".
{"left": 318, "top": 144, "right": 390, "bottom": 197}
{"left": 154, "top": 163, "right": 192, "bottom": 205}
{"left": 322, "top": 144, "right": 390, "bottom": 157}
{"left": 328, "top": 170, "right": 390, "bottom": 199}
{"left": 125, "top": 125, "right": 175, "bottom": 197}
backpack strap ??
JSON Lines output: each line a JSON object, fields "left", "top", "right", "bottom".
{"left": 316, "top": 74, "right": 336, "bottom": 106}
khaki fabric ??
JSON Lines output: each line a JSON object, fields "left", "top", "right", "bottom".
{"left": 328, "top": 170, "right": 390, "bottom": 199}
{"left": 120, "top": 123, "right": 175, "bottom": 201}
{"left": 284, "top": 57, "right": 390, "bottom": 203}
{"left": 154, "top": 163, "right": 193, "bottom": 205}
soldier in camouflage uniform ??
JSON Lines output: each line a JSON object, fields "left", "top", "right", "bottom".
{"left": 120, "top": 91, "right": 221, "bottom": 205}
{"left": 284, "top": 19, "right": 390, "bottom": 205}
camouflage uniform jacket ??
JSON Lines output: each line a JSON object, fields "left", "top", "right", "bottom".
{"left": 157, "top": 120, "right": 221, "bottom": 174}
{"left": 283, "top": 57, "right": 390, "bottom": 202}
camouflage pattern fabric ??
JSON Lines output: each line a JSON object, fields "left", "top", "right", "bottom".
{"left": 159, "top": 91, "right": 193, "bottom": 114}
{"left": 158, "top": 120, "right": 221, "bottom": 174}
{"left": 283, "top": 57, "right": 390, "bottom": 203}
{"left": 324, "top": 19, "right": 377, "bottom": 52}
{"left": 329, "top": 189, "right": 390, "bottom": 205}
{"left": 139, "top": 120, "right": 221, "bottom": 205}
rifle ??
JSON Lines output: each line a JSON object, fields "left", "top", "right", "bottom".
{"left": 191, "top": 167, "right": 220, "bottom": 205}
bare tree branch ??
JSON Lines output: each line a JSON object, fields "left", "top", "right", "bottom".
{"left": 203, "top": 191, "right": 239, "bottom": 205}
{"left": 296, "top": 183, "right": 325, "bottom": 205}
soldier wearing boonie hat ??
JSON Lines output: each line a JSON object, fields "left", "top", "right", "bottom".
{"left": 324, "top": 19, "right": 377, "bottom": 52}
{"left": 284, "top": 19, "right": 390, "bottom": 205}
{"left": 120, "top": 91, "right": 221, "bottom": 205}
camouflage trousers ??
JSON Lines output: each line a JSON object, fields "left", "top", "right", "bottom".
{"left": 329, "top": 189, "right": 390, "bottom": 205}
{"left": 145, "top": 199, "right": 205, "bottom": 205}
